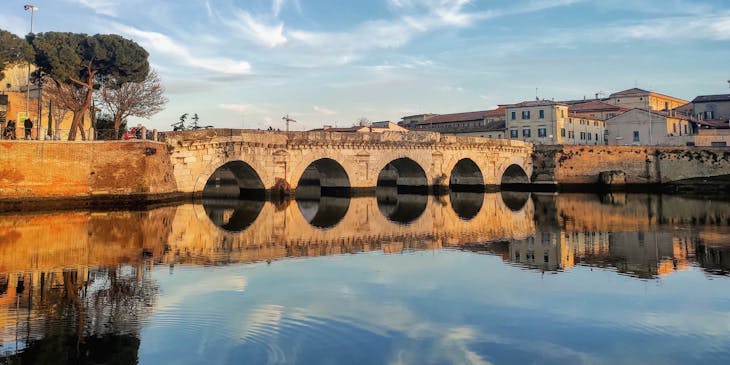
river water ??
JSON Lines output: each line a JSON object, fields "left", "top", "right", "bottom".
{"left": 0, "top": 192, "right": 729, "bottom": 364}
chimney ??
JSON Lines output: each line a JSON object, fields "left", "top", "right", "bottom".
{"left": 323, "top": 125, "right": 332, "bottom": 130}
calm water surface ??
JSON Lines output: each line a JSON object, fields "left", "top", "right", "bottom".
{"left": 1, "top": 192, "right": 729, "bottom": 364}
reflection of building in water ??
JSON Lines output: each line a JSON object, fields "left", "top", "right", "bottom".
{"left": 0, "top": 265, "right": 156, "bottom": 363}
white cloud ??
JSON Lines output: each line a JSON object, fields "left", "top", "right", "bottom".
{"left": 68, "top": 0, "right": 119, "bottom": 17}
{"left": 611, "top": 15, "right": 730, "bottom": 42}
{"left": 109, "top": 23, "right": 252, "bottom": 75}
{"left": 272, "top": 0, "right": 285, "bottom": 16}
{"left": 227, "top": 10, "right": 287, "bottom": 48}
{"left": 313, "top": 105, "right": 337, "bottom": 115}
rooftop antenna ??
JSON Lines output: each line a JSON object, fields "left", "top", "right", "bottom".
{"left": 535, "top": 87, "right": 539, "bottom": 101}
{"left": 282, "top": 114, "right": 297, "bottom": 132}
{"left": 727, "top": 80, "right": 729, "bottom": 91}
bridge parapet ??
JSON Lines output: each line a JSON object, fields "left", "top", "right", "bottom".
{"left": 164, "top": 129, "right": 534, "bottom": 195}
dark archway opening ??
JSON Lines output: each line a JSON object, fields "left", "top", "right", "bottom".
{"left": 501, "top": 164, "right": 530, "bottom": 191}
{"left": 295, "top": 158, "right": 351, "bottom": 199}
{"left": 377, "top": 188, "right": 428, "bottom": 225}
{"left": 501, "top": 191, "right": 531, "bottom": 212}
{"left": 450, "top": 192, "right": 484, "bottom": 221}
{"left": 297, "top": 196, "right": 351, "bottom": 229}
{"left": 450, "top": 159, "right": 485, "bottom": 192}
{"left": 377, "top": 158, "right": 428, "bottom": 194}
{"left": 203, "top": 199, "right": 265, "bottom": 232}
{"left": 203, "top": 161, "right": 265, "bottom": 200}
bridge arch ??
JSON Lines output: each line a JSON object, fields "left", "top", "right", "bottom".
{"left": 202, "top": 160, "right": 266, "bottom": 199}
{"left": 377, "top": 190, "right": 428, "bottom": 225}
{"left": 450, "top": 191, "right": 484, "bottom": 221}
{"left": 377, "top": 157, "right": 429, "bottom": 193}
{"left": 501, "top": 191, "right": 531, "bottom": 212}
{"left": 500, "top": 164, "right": 530, "bottom": 187}
{"left": 294, "top": 158, "right": 351, "bottom": 198}
{"left": 202, "top": 199, "right": 265, "bottom": 232}
{"left": 449, "top": 158, "right": 485, "bottom": 192}
{"left": 296, "top": 196, "right": 351, "bottom": 230}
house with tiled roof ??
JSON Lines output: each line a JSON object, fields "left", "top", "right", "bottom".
{"left": 605, "top": 108, "right": 697, "bottom": 146}
{"left": 404, "top": 107, "right": 508, "bottom": 138}
{"left": 568, "top": 100, "right": 629, "bottom": 121}
{"left": 690, "top": 94, "right": 730, "bottom": 124}
{"left": 606, "top": 88, "right": 688, "bottom": 112}
{"left": 505, "top": 100, "right": 605, "bottom": 145}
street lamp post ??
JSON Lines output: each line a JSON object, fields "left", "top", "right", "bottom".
{"left": 24, "top": 4, "right": 37, "bottom": 139}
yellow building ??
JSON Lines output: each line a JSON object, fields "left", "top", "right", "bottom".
{"left": 606, "top": 88, "right": 688, "bottom": 112}
{"left": 0, "top": 65, "right": 85, "bottom": 140}
{"left": 505, "top": 100, "right": 605, "bottom": 145}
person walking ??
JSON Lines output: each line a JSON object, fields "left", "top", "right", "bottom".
{"left": 24, "top": 119, "right": 32, "bottom": 140}
{"left": 5, "top": 120, "right": 16, "bottom": 140}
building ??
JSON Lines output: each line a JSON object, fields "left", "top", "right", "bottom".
{"left": 606, "top": 88, "right": 688, "bottom": 112}
{"left": 505, "top": 100, "right": 605, "bottom": 145}
{"left": 0, "top": 64, "right": 83, "bottom": 140}
{"left": 401, "top": 107, "right": 508, "bottom": 138}
{"left": 605, "top": 108, "right": 696, "bottom": 146}
{"left": 568, "top": 100, "right": 629, "bottom": 121}
{"left": 690, "top": 94, "right": 730, "bottom": 123}
{"left": 314, "top": 121, "right": 408, "bottom": 133}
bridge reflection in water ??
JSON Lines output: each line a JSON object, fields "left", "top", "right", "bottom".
{"left": 1, "top": 193, "right": 730, "bottom": 362}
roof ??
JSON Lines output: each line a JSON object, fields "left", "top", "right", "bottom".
{"left": 608, "top": 108, "right": 696, "bottom": 122}
{"left": 485, "top": 107, "right": 507, "bottom": 117}
{"left": 609, "top": 88, "right": 650, "bottom": 97}
{"left": 508, "top": 100, "right": 567, "bottom": 108}
{"left": 692, "top": 94, "right": 730, "bottom": 103}
{"left": 609, "top": 88, "right": 688, "bottom": 102}
{"left": 568, "top": 100, "right": 628, "bottom": 113}
{"left": 695, "top": 119, "right": 730, "bottom": 129}
{"left": 417, "top": 110, "right": 489, "bottom": 125}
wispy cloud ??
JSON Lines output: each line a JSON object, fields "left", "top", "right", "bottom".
{"left": 226, "top": 10, "right": 288, "bottom": 48}
{"left": 610, "top": 14, "right": 730, "bottom": 41}
{"left": 313, "top": 105, "right": 337, "bottom": 115}
{"left": 109, "top": 23, "right": 252, "bottom": 75}
{"left": 67, "top": 0, "right": 119, "bottom": 17}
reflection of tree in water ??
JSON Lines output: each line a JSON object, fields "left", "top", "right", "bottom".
{"left": 1, "top": 265, "right": 157, "bottom": 365}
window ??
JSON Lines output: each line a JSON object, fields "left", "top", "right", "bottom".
{"left": 511, "top": 111, "right": 517, "bottom": 120}
{"left": 595, "top": 133, "right": 599, "bottom": 142}
{"left": 683, "top": 125, "right": 688, "bottom": 134}
{"left": 704, "top": 111, "right": 715, "bottom": 120}
{"left": 522, "top": 110, "right": 531, "bottom": 120}
{"left": 561, "top": 109, "right": 565, "bottom": 118}
{"left": 580, "top": 132, "right": 585, "bottom": 140}
{"left": 633, "top": 131, "right": 640, "bottom": 142}
{"left": 539, "top": 109, "right": 545, "bottom": 119}
{"left": 538, "top": 127, "right": 547, "bottom": 137}
{"left": 587, "top": 133, "right": 592, "bottom": 141}
{"left": 664, "top": 102, "right": 669, "bottom": 111}
{"left": 711, "top": 141, "right": 728, "bottom": 147}
{"left": 561, "top": 128, "right": 566, "bottom": 137}
{"left": 673, "top": 124, "right": 677, "bottom": 134}
{"left": 522, "top": 128, "right": 531, "bottom": 137}
{"left": 510, "top": 129, "right": 518, "bottom": 138}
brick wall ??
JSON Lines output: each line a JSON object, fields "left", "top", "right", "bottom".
{"left": 533, "top": 145, "right": 730, "bottom": 184}
{"left": 0, "top": 141, "right": 177, "bottom": 200}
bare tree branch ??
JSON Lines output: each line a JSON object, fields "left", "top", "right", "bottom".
{"left": 98, "top": 70, "right": 168, "bottom": 138}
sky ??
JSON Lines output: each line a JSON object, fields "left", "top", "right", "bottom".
{"left": 2, "top": 0, "right": 730, "bottom": 131}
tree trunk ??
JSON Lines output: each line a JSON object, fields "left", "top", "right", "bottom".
{"left": 67, "top": 75, "right": 95, "bottom": 141}
{"left": 114, "top": 116, "right": 122, "bottom": 140}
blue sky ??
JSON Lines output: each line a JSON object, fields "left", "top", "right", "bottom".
{"left": 2, "top": 0, "right": 730, "bottom": 131}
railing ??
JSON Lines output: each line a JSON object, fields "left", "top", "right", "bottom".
{"left": 0, "top": 126, "right": 160, "bottom": 142}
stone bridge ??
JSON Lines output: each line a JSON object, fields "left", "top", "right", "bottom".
{"left": 163, "top": 129, "right": 534, "bottom": 197}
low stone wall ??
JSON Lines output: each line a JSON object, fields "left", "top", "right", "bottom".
{"left": 533, "top": 145, "right": 730, "bottom": 185}
{"left": 0, "top": 140, "right": 178, "bottom": 203}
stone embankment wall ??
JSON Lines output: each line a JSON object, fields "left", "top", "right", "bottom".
{"left": 533, "top": 145, "right": 730, "bottom": 185}
{"left": 0, "top": 141, "right": 178, "bottom": 203}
